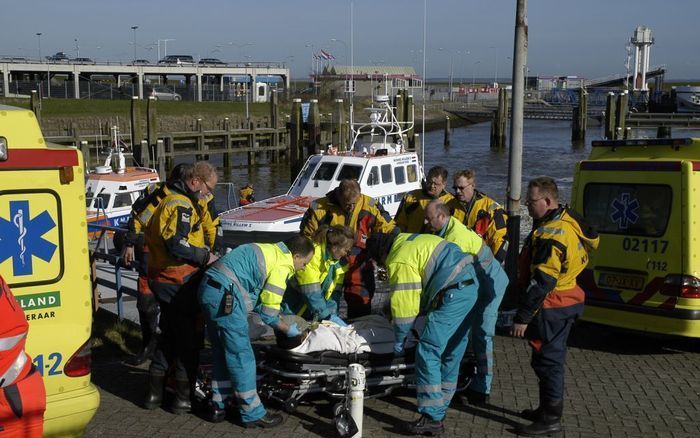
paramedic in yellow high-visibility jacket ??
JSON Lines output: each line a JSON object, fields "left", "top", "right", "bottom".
{"left": 366, "top": 232, "right": 479, "bottom": 436}
{"left": 424, "top": 199, "right": 509, "bottom": 405}
{"left": 281, "top": 225, "right": 355, "bottom": 324}
{"left": 197, "top": 235, "right": 314, "bottom": 427}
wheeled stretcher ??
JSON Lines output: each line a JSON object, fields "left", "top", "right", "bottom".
{"left": 253, "top": 339, "right": 476, "bottom": 413}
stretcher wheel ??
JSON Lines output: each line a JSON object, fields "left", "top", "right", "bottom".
{"left": 284, "top": 398, "right": 298, "bottom": 413}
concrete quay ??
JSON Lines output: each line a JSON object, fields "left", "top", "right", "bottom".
{"left": 88, "top": 264, "right": 700, "bottom": 437}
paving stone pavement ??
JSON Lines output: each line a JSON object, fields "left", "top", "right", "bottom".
{"left": 85, "top": 319, "right": 700, "bottom": 438}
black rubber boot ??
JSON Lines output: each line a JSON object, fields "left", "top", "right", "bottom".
{"left": 516, "top": 400, "right": 563, "bottom": 436}
{"left": 404, "top": 414, "right": 445, "bottom": 436}
{"left": 171, "top": 379, "right": 192, "bottom": 415}
{"left": 143, "top": 373, "right": 164, "bottom": 410}
{"left": 204, "top": 400, "right": 226, "bottom": 423}
{"left": 244, "top": 412, "right": 285, "bottom": 429}
{"left": 126, "top": 335, "right": 158, "bottom": 366}
{"left": 520, "top": 406, "right": 543, "bottom": 422}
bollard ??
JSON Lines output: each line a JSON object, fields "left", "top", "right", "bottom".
{"left": 349, "top": 363, "right": 365, "bottom": 438}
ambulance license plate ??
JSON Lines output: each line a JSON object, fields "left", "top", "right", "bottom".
{"left": 598, "top": 272, "right": 645, "bottom": 291}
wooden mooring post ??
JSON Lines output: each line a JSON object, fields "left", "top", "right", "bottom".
{"left": 30, "top": 90, "right": 41, "bottom": 123}
{"left": 406, "top": 93, "right": 416, "bottom": 151}
{"left": 248, "top": 119, "right": 256, "bottom": 166}
{"left": 290, "top": 98, "right": 303, "bottom": 182}
{"left": 490, "top": 88, "right": 508, "bottom": 148}
{"left": 130, "top": 96, "right": 143, "bottom": 148}
{"left": 145, "top": 96, "right": 157, "bottom": 167}
{"left": 604, "top": 92, "right": 617, "bottom": 139}
{"left": 571, "top": 88, "right": 588, "bottom": 141}
{"left": 444, "top": 115, "right": 451, "bottom": 147}
{"left": 333, "top": 99, "right": 345, "bottom": 151}
{"left": 604, "top": 91, "right": 631, "bottom": 140}
{"left": 270, "top": 91, "right": 280, "bottom": 163}
{"left": 307, "top": 99, "right": 321, "bottom": 156}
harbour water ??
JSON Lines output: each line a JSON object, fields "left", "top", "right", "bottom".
{"left": 216, "top": 119, "right": 700, "bottom": 228}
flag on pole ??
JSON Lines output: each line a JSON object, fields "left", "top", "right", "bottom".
{"left": 319, "top": 49, "right": 335, "bottom": 60}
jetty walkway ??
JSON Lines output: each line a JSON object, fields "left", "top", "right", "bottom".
{"left": 87, "top": 262, "right": 700, "bottom": 437}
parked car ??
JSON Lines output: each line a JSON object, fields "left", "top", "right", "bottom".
{"left": 46, "top": 52, "right": 70, "bottom": 63}
{"left": 73, "top": 57, "right": 95, "bottom": 65}
{"left": 199, "top": 58, "right": 225, "bottom": 65}
{"left": 158, "top": 55, "right": 195, "bottom": 65}
{"left": 131, "top": 59, "right": 150, "bottom": 65}
{"left": 150, "top": 86, "right": 181, "bottom": 101}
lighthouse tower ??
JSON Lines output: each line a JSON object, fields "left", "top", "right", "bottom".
{"left": 630, "top": 26, "right": 654, "bottom": 91}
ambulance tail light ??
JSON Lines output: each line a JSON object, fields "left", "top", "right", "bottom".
{"left": 661, "top": 275, "right": 700, "bottom": 299}
{"left": 64, "top": 339, "right": 92, "bottom": 377}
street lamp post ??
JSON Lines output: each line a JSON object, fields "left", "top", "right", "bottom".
{"left": 74, "top": 38, "right": 80, "bottom": 58}
{"left": 472, "top": 60, "right": 481, "bottom": 87}
{"left": 131, "top": 26, "right": 138, "bottom": 61}
{"left": 36, "top": 33, "right": 42, "bottom": 61}
{"left": 157, "top": 39, "right": 175, "bottom": 61}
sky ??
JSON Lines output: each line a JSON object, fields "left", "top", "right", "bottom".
{"left": 1, "top": 0, "right": 698, "bottom": 80}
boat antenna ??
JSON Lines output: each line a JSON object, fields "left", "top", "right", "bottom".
{"left": 349, "top": 0, "right": 354, "bottom": 151}
{"left": 421, "top": 0, "right": 427, "bottom": 167}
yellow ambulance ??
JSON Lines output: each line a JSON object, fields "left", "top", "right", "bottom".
{"left": 0, "top": 105, "right": 99, "bottom": 435}
{"left": 571, "top": 137, "right": 700, "bottom": 338}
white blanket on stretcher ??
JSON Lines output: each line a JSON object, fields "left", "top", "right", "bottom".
{"left": 290, "top": 315, "right": 395, "bottom": 355}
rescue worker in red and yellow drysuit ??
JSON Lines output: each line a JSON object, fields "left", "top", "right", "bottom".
{"left": 121, "top": 164, "right": 222, "bottom": 366}
{"left": 0, "top": 275, "right": 46, "bottom": 438}
{"left": 280, "top": 225, "right": 355, "bottom": 324}
{"left": 238, "top": 183, "right": 255, "bottom": 206}
{"left": 143, "top": 162, "right": 219, "bottom": 415}
{"left": 511, "top": 177, "right": 599, "bottom": 436}
{"left": 394, "top": 166, "right": 455, "bottom": 233}
{"left": 366, "top": 233, "right": 479, "bottom": 436}
{"left": 450, "top": 169, "right": 508, "bottom": 262}
{"left": 300, "top": 179, "right": 396, "bottom": 318}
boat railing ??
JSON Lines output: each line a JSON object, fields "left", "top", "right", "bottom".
{"left": 88, "top": 223, "right": 134, "bottom": 321}
{"left": 215, "top": 182, "right": 239, "bottom": 211}
{"left": 86, "top": 195, "right": 108, "bottom": 222}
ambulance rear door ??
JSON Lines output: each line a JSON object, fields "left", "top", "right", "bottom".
{"left": 574, "top": 160, "right": 683, "bottom": 331}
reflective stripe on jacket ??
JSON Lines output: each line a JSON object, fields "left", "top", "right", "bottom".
{"left": 451, "top": 191, "right": 508, "bottom": 262}
{"left": 387, "top": 233, "right": 476, "bottom": 345}
{"left": 292, "top": 242, "right": 346, "bottom": 318}
{"left": 394, "top": 188, "right": 455, "bottom": 233}
{"left": 209, "top": 242, "right": 295, "bottom": 327}
{"left": 0, "top": 277, "right": 32, "bottom": 387}
{"left": 515, "top": 207, "right": 599, "bottom": 324}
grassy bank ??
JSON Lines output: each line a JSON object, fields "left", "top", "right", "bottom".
{"left": 91, "top": 308, "right": 142, "bottom": 361}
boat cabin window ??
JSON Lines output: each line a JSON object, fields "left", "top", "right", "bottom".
{"left": 86, "top": 188, "right": 95, "bottom": 207}
{"left": 407, "top": 164, "right": 418, "bottom": 183}
{"left": 381, "top": 164, "right": 393, "bottom": 183}
{"left": 367, "top": 167, "right": 380, "bottom": 186}
{"left": 295, "top": 156, "right": 321, "bottom": 189}
{"left": 313, "top": 162, "right": 339, "bottom": 181}
{"left": 94, "top": 193, "right": 111, "bottom": 210}
{"left": 583, "top": 183, "right": 671, "bottom": 238}
{"left": 337, "top": 164, "right": 363, "bottom": 181}
{"left": 114, "top": 192, "right": 136, "bottom": 209}
{"left": 394, "top": 166, "right": 406, "bottom": 185}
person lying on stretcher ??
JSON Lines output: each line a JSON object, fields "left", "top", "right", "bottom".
{"left": 279, "top": 225, "right": 355, "bottom": 326}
